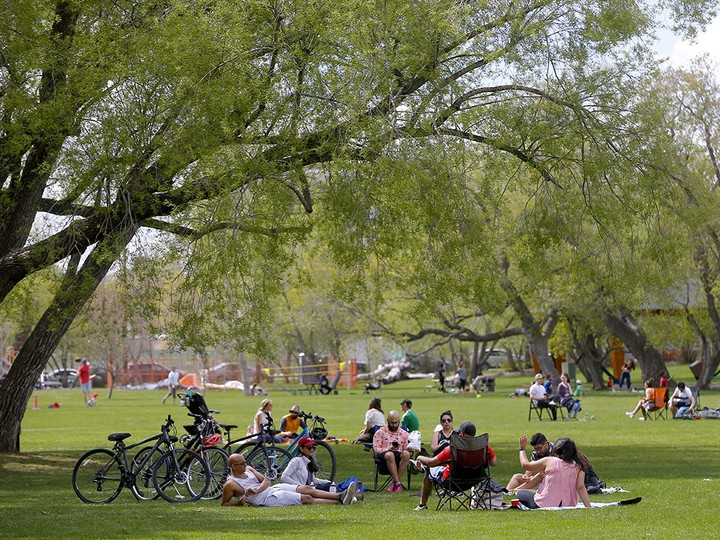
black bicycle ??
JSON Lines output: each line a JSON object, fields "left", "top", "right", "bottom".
{"left": 180, "top": 413, "right": 229, "bottom": 500}
{"left": 72, "top": 415, "right": 210, "bottom": 503}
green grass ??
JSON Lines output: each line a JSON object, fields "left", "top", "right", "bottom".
{"left": 2, "top": 369, "right": 719, "bottom": 539}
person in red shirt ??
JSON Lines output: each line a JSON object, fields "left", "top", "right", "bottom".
{"left": 77, "top": 358, "right": 92, "bottom": 406}
{"left": 412, "top": 421, "right": 497, "bottom": 510}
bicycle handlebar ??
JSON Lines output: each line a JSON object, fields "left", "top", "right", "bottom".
{"left": 289, "top": 410, "right": 326, "bottom": 423}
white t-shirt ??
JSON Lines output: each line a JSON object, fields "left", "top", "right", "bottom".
{"left": 529, "top": 382, "right": 548, "bottom": 402}
{"left": 364, "top": 408, "right": 385, "bottom": 428}
{"left": 671, "top": 387, "right": 693, "bottom": 402}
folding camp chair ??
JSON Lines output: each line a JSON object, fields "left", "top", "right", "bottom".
{"left": 433, "top": 433, "right": 496, "bottom": 510}
{"left": 363, "top": 427, "right": 412, "bottom": 492}
{"left": 528, "top": 398, "right": 556, "bottom": 421}
{"left": 647, "top": 387, "right": 668, "bottom": 420}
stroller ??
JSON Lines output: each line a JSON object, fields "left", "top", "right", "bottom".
{"left": 180, "top": 390, "right": 222, "bottom": 446}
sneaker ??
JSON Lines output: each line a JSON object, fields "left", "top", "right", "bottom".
{"left": 342, "top": 482, "right": 357, "bottom": 505}
{"left": 414, "top": 504, "right": 428, "bottom": 511}
{"left": 387, "top": 482, "right": 396, "bottom": 492}
{"left": 393, "top": 483, "right": 403, "bottom": 492}
{"left": 625, "top": 412, "right": 634, "bottom": 418}
{"left": 638, "top": 416, "right": 645, "bottom": 421}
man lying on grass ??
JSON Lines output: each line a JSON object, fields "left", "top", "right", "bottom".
{"left": 221, "top": 453, "right": 357, "bottom": 506}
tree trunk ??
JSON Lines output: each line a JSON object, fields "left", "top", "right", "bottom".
{"left": 603, "top": 310, "right": 667, "bottom": 383}
{"left": 0, "top": 228, "right": 135, "bottom": 452}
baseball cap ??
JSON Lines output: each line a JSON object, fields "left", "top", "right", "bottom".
{"left": 400, "top": 399, "right": 412, "bottom": 407}
{"left": 576, "top": 380, "right": 582, "bottom": 385}
{"left": 677, "top": 382, "right": 685, "bottom": 389}
{"left": 297, "top": 436, "right": 317, "bottom": 448}
{"left": 457, "top": 421, "right": 476, "bottom": 437}
{"left": 535, "top": 373, "right": 544, "bottom": 379}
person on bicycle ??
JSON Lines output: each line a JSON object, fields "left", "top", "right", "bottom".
{"left": 221, "top": 453, "right": 356, "bottom": 506}
{"left": 279, "top": 405, "right": 307, "bottom": 439}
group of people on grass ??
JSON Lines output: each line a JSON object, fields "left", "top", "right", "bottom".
{"left": 528, "top": 372, "right": 585, "bottom": 421}
{"left": 221, "top": 391, "right": 598, "bottom": 510}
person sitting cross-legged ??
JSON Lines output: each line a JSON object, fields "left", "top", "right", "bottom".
{"left": 373, "top": 410, "right": 410, "bottom": 493}
{"left": 221, "top": 453, "right": 356, "bottom": 507}
{"left": 413, "top": 421, "right": 498, "bottom": 510}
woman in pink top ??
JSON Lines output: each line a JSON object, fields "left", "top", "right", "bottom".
{"left": 516, "top": 436, "right": 591, "bottom": 509}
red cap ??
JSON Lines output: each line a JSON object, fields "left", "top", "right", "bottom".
{"left": 297, "top": 436, "right": 317, "bottom": 448}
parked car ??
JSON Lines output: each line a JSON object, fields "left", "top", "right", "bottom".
{"left": 117, "top": 362, "right": 182, "bottom": 386}
{"left": 43, "top": 368, "right": 78, "bottom": 388}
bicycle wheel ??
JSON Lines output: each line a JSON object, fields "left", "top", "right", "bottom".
{"left": 310, "top": 440, "right": 337, "bottom": 482}
{"left": 130, "top": 446, "right": 163, "bottom": 501}
{"left": 201, "top": 447, "right": 229, "bottom": 500}
{"left": 232, "top": 441, "right": 257, "bottom": 458}
{"left": 152, "top": 448, "right": 209, "bottom": 503}
{"left": 246, "top": 446, "right": 293, "bottom": 482}
{"left": 72, "top": 449, "right": 123, "bottom": 504}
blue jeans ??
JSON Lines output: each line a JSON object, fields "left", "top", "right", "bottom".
{"left": 619, "top": 372, "right": 631, "bottom": 389}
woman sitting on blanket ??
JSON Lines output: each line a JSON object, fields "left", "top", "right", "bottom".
{"left": 516, "top": 435, "right": 591, "bottom": 509}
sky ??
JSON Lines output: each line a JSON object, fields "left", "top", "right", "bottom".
{"left": 656, "top": 15, "right": 720, "bottom": 69}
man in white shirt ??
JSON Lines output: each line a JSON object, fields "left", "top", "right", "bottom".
{"left": 529, "top": 374, "right": 557, "bottom": 421}
{"left": 162, "top": 367, "right": 180, "bottom": 405}
{"left": 669, "top": 382, "right": 696, "bottom": 418}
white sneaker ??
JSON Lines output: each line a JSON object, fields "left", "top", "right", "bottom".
{"left": 414, "top": 504, "right": 429, "bottom": 511}
{"left": 342, "top": 482, "right": 357, "bottom": 505}
{"left": 625, "top": 412, "right": 634, "bottom": 418}
{"left": 638, "top": 416, "right": 645, "bottom": 421}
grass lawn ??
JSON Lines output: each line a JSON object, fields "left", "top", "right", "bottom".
{"left": 2, "top": 367, "right": 718, "bottom": 539}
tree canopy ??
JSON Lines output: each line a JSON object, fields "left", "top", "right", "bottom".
{"left": 1, "top": 0, "right": 718, "bottom": 451}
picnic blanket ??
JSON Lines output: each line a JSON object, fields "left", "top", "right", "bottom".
{"left": 515, "top": 497, "right": 642, "bottom": 510}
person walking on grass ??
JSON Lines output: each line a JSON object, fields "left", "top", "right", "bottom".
{"left": 162, "top": 367, "right": 180, "bottom": 405}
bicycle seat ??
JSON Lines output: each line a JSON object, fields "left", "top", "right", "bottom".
{"left": 107, "top": 433, "right": 132, "bottom": 442}
{"left": 219, "top": 423, "right": 238, "bottom": 430}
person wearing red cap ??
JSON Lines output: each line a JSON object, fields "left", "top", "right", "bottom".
{"left": 281, "top": 436, "right": 332, "bottom": 491}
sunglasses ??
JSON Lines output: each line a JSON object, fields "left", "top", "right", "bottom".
{"left": 441, "top": 418, "right": 453, "bottom": 423}
{"left": 302, "top": 445, "right": 317, "bottom": 451}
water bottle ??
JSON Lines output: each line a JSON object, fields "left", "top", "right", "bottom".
{"left": 583, "top": 413, "right": 588, "bottom": 421}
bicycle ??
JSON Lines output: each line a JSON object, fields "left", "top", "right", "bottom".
{"left": 232, "top": 410, "right": 337, "bottom": 482}
{"left": 72, "top": 415, "right": 210, "bottom": 503}
{"left": 180, "top": 413, "right": 229, "bottom": 500}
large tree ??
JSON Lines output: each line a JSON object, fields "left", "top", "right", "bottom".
{"left": 1, "top": 0, "right": 715, "bottom": 451}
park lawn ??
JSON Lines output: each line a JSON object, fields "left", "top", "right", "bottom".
{"left": 2, "top": 370, "right": 718, "bottom": 539}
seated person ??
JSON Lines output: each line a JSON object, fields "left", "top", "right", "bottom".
{"left": 429, "top": 411, "right": 454, "bottom": 456}
{"left": 625, "top": 378, "right": 656, "bottom": 420}
{"left": 373, "top": 410, "right": 410, "bottom": 493}
{"left": 352, "top": 397, "right": 384, "bottom": 444}
{"left": 557, "top": 373, "right": 582, "bottom": 420}
{"left": 669, "top": 381, "right": 696, "bottom": 418}
{"left": 515, "top": 435, "right": 591, "bottom": 509}
{"left": 279, "top": 405, "right": 306, "bottom": 439}
{"left": 530, "top": 374, "right": 558, "bottom": 421}
{"left": 507, "top": 432, "right": 604, "bottom": 494}
{"left": 400, "top": 399, "right": 420, "bottom": 432}
{"left": 318, "top": 373, "right": 333, "bottom": 395}
{"left": 506, "top": 432, "right": 554, "bottom": 491}
{"left": 221, "top": 453, "right": 356, "bottom": 506}
{"left": 413, "top": 421, "right": 497, "bottom": 510}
